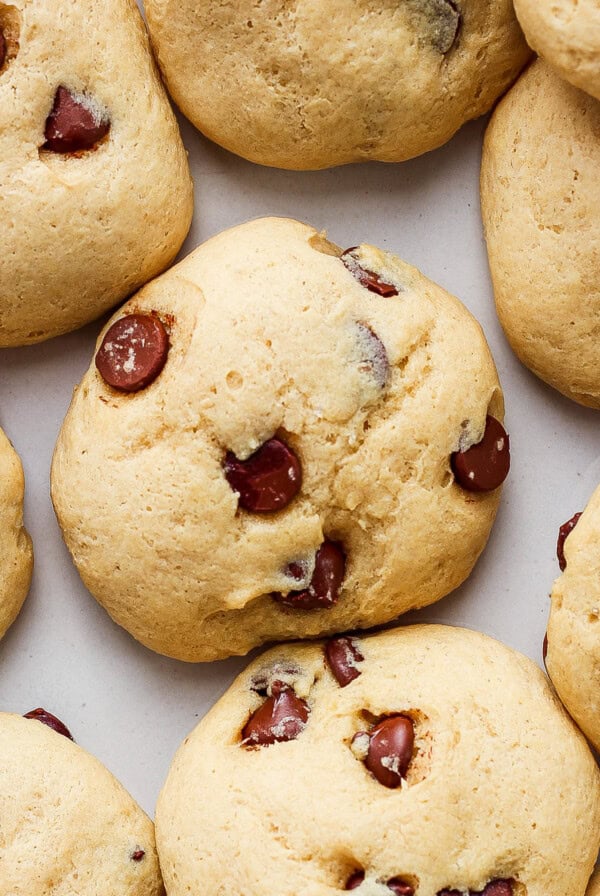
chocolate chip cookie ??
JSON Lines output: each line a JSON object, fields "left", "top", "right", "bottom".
{"left": 0, "top": 426, "right": 32, "bottom": 639}
{"left": 51, "top": 217, "right": 508, "bottom": 661}
{"left": 0, "top": 0, "right": 193, "bottom": 346}
{"left": 144, "top": 0, "right": 530, "bottom": 169}
{"left": 156, "top": 625, "right": 600, "bottom": 896}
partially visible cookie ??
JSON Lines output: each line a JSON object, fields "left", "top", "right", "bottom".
{"left": 52, "top": 217, "right": 508, "bottom": 662}
{"left": 156, "top": 625, "right": 600, "bottom": 896}
{"left": 481, "top": 59, "right": 600, "bottom": 408}
{"left": 0, "top": 710, "right": 163, "bottom": 894}
{"left": 546, "top": 484, "right": 600, "bottom": 752}
{"left": 145, "top": 0, "right": 530, "bottom": 169}
{"left": 0, "top": 426, "right": 32, "bottom": 639}
{"left": 514, "top": 0, "right": 600, "bottom": 101}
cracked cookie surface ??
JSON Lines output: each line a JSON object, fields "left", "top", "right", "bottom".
{"left": 0, "top": 427, "right": 32, "bottom": 640}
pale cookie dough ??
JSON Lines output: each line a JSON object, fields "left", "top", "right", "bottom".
{"left": 0, "top": 0, "right": 193, "bottom": 347}
{"left": 0, "top": 427, "right": 32, "bottom": 640}
{"left": 547, "top": 483, "right": 600, "bottom": 752}
{"left": 513, "top": 0, "right": 600, "bottom": 101}
{"left": 481, "top": 59, "right": 600, "bottom": 408}
{"left": 52, "top": 217, "right": 508, "bottom": 662}
{"left": 144, "top": 0, "right": 530, "bottom": 170}
{"left": 156, "top": 624, "right": 600, "bottom": 896}
{"left": 0, "top": 711, "right": 163, "bottom": 895}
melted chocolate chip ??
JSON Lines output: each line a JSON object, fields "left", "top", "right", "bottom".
{"left": 356, "top": 322, "right": 389, "bottom": 388}
{"left": 95, "top": 313, "right": 169, "bottom": 392}
{"left": 23, "top": 708, "right": 74, "bottom": 741}
{"left": 131, "top": 849, "right": 145, "bottom": 862}
{"left": 43, "top": 86, "right": 110, "bottom": 153}
{"left": 325, "top": 636, "right": 363, "bottom": 687}
{"left": 0, "top": 30, "right": 6, "bottom": 69}
{"left": 438, "top": 880, "right": 514, "bottom": 896}
{"left": 273, "top": 541, "right": 345, "bottom": 609}
{"left": 342, "top": 249, "right": 399, "bottom": 297}
{"left": 358, "top": 715, "right": 415, "bottom": 788}
{"left": 346, "top": 871, "right": 365, "bottom": 890}
{"left": 224, "top": 437, "right": 301, "bottom": 513}
{"left": 451, "top": 416, "right": 510, "bottom": 492}
{"left": 242, "top": 681, "right": 309, "bottom": 746}
{"left": 387, "top": 879, "right": 414, "bottom": 896}
{"left": 557, "top": 512, "right": 582, "bottom": 571}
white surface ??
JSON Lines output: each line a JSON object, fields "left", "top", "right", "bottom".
{"left": 0, "top": 108, "right": 599, "bottom": 819}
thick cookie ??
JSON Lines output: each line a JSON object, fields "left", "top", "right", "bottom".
{"left": 546, "top": 484, "right": 600, "bottom": 752}
{"left": 513, "top": 0, "right": 600, "bottom": 101}
{"left": 0, "top": 710, "right": 163, "bottom": 894}
{"left": 0, "top": 427, "right": 32, "bottom": 639}
{"left": 0, "top": 0, "right": 193, "bottom": 346}
{"left": 156, "top": 625, "right": 600, "bottom": 896}
{"left": 481, "top": 60, "right": 600, "bottom": 408}
{"left": 144, "top": 0, "right": 530, "bottom": 170}
{"left": 51, "top": 217, "right": 508, "bottom": 662}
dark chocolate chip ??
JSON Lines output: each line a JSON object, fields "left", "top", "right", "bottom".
{"left": 356, "top": 322, "right": 389, "bottom": 388}
{"left": 438, "top": 880, "right": 514, "bottom": 896}
{"left": 557, "top": 512, "right": 582, "bottom": 571}
{"left": 451, "top": 416, "right": 510, "bottom": 492}
{"left": 131, "top": 849, "right": 145, "bottom": 862}
{"left": 242, "top": 681, "right": 309, "bottom": 746}
{"left": 358, "top": 715, "right": 415, "bottom": 788}
{"left": 346, "top": 871, "right": 365, "bottom": 890}
{"left": 428, "top": 0, "right": 461, "bottom": 53}
{"left": 224, "top": 437, "right": 301, "bottom": 513}
{"left": 0, "top": 30, "right": 6, "bottom": 69}
{"left": 325, "top": 636, "right": 363, "bottom": 687}
{"left": 273, "top": 541, "right": 345, "bottom": 610}
{"left": 387, "top": 878, "right": 414, "bottom": 896}
{"left": 95, "top": 313, "right": 169, "bottom": 392}
{"left": 23, "top": 708, "right": 74, "bottom": 741}
{"left": 542, "top": 632, "right": 548, "bottom": 666}
{"left": 342, "top": 249, "right": 399, "bottom": 297}
{"left": 43, "top": 86, "right": 110, "bottom": 153}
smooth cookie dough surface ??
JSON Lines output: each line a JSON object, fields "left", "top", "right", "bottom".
{"left": 0, "top": 0, "right": 193, "bottom": 346}
{"left": 0, "top": 427, "right": 32, "bottom": 640}
{"left": 144, "top": 0, "right": 530, "bottom": 169}
{"left": 156, "top": 625, "right": 600, "bottom": 896}
{"left": 481, "top": 60, "right": 600, "bottom": 408}
{"left": 0, "top": 711, "right": 163, "bottom": 895}
{"left": 52, "top": 217, "right": 507, "bottom": 662}
{"left": 514, "top": 0, "right": 600, "bottom": 101}
{"left": 547, "top": 483, "right": 600, "bottom": 752}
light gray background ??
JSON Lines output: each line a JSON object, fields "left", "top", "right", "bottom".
{"left": 0, "top": 107, "right": 598, "bottom": 817}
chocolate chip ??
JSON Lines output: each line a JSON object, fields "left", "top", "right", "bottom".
{"left": 557, "top": 512, "right": 582, "bottom": 571}
{"left": 242, "top": 681, "right": 309, "bottom": 746}
{"left": 451, "top": 416, "right": 510, "bottom": 492}
{"left": 325, "top": 636, "right": 363, "bottom": 687}
{"left": 342, "top": 249, "right": 399, "bottom": 297}
{"left": 131, "top": 849, "right": 145, "bottom": 862}
{"left": 43, "top": 86, "right": 110, "bottom": 154}
{"left": 387, "top": 879, "right": 414, "bottom": 896}
{"left": 224, "top": 437, "right": 301, "bottom": 513}
{"left": 0, "top": 30, "right": 6, "bottom": 69}
{"left": 356, "top": 322, "right": 389, "bottom": 388}
{"left": 23, "top": 708, "right": 74, "bottom": 741}
{"left": 345, "top": 871, "right": 365, "bottom": 890}
{"left": 95, "top": 313, "right": 169, "bottom": 392}
{"left": 273, "top": 541, "right": 345, "bottom": 609}
{"left": 356, "top": 715, "right": 415, "bottom": 788}
{"left": 438, "top": 880, "right": 514, "bottom": 896}
{"left": 427, "top": 0, "right": 461, "bottom": 53}
{"left": 542, "top": 632, "right": 548, "bottom": 668}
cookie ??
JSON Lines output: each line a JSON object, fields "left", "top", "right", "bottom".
{"left": 155, "top": 624, "right": 600, "bottom": 896}
{"left": 513, "top": 0, "right": 600, "bottom": 101}
{"left": 51, "top": 217, "right": 509, "bottom": 661}
{"left": 0, "top": 0, "right": 193, "bottom": 347}
{"left": 0, "top": 426, "right": 32, "bottom": 639}
{"left": 144, "top": 0, "right": 530, "bottom": 170}
{"left": 546, "top": 483, "right": 600, "bottom": 752}
{"left": 481, "top": 59, "right": 600, "bottom": 408}
{"left": 0, "top": 709, "right": 163, "bottom": 894}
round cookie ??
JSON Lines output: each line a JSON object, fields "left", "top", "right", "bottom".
{"left": 0, "top": 426, "right": 32, "bottom": 639}
{"left": 51, "top": 217, "right": 509, "bottom": 662}
{"left": 144, "top": 0, "right": 530, "bottom": 170}
{"left": 0, "top": 709, "right": 163, "bottom": 894}
{"left": 156, "top": 625, "right": 600, "bottom": 896}
{"left": 0, "top": 0, "right": 193, "bottom": 346}
{"left": 513, "top": 0, "right": 600, "bottom": 101}
{"left": 481, "top": 59, "right": 600, "bottom": 408}
{"left": 546, "top": 483, "right": 600, "bottom": 752}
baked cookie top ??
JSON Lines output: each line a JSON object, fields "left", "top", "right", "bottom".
{"left": 513, "top": 0, "right": 600, "bottom": 101}
{"left": 52, "top": 217, "right": 508, "bottom": 662}
{"left": 547, "top": 483, "right": 600, "bottom": 752}
{"left": 481, "top": 59, "right": 600, "bottom": 408}
{"left": 156, "top": 624, "right": 600, "bottom": 896}
{"left": 0, "top": 0, "right": 192, "bottom": 346}
{"left": 0, "top": 426, "right": 32, "bottom": 640}
{"left": 0, "top": 710, "right": 163, "bottom": 894}
{"left": 145, "top": 0, "right": 530, "bottom": 169}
